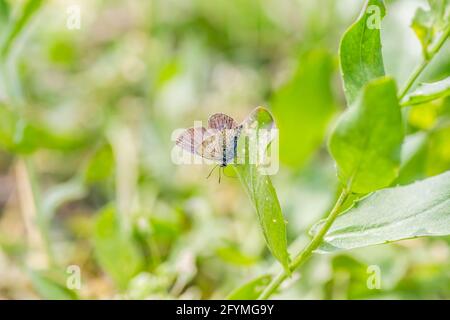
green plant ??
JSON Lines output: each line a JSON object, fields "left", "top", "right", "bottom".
{"left": 0, "top": 0, "right": 449, "bottom": 300}
{"left": 230, "top": 0, "right": 450, "bottom": 299}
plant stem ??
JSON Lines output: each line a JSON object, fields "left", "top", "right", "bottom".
{"left": 398, "top": 25, "right": 450, "bottom": 100}
{"left": 16, "top": 157, "right": 55, "bottom": 267}
{"left": 256, "top": 13, "right": 450, "bottom": 303}
{"left": 258, "top": 188, "right": 350, "bottom": 300}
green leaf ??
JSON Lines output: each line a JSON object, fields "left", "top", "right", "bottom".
{"left": 216, "top": 245, "right": 258, "bottom": 266}
{"left": 426, "top": 123, "right": 450, "bottom": 175}
{"left": 398, "top": 118, "right": 450, "bottom": 184}
{"left": 329, "top": 77, "right": 404, "bottom": 193}
{"left": 233, "top": 107, "right": 290, "bottom": 272}
{"left": 271, "top": 49, "right": 336, "bottom": 168}
{"left": 339, "top": 0, "right": 386, "bottom": 104}
{"left": 28, "top": 269, "right": 79, "bottom": 300}
{"left": 226, "top": 275, "right": 272, "bottom": 300}
{"left": 401, "top": 77, "right": 450, "bottom": 106}
{"left": 233, "top": 166, "right": 290, "bottom": 272}
{"left": 411, "top": 0, "right": 450, "bottom": 58}
{"left": 310, "top": 171, "right": 450, "bottom": 253}
{"left": 0, "top": 0, "right": 44, "bottom": 59}
{"left": 396, "top": 132, "right": 428, "bottom": 185}
{"left": 83, "top": 143, "right": 115, "bottom": 184}
{"left": 0, "top": 0, "right": 10, "bottom": 28}
{"left": 93, "top": 206, "right": 144, "bottom": 290}
{"left": 0, "top": 105, "right": 89, "bottom": 153}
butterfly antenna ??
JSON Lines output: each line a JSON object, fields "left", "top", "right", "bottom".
{"left": 218, "top": 166, "right": 222, "bottom": 184}
{"left": 206, "top": 164, "right": 219, "bottom": 179}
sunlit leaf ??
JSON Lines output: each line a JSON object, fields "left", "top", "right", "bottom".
{"left": 396, "top": 132, "right": 428, "bottom": 185}
{"left": 233, "top": 165, "right": 290, "bottom": 272}
{"left": 0, "top": 0, "right": 10, "bottom": 28}
{"left": 339, "top": 0, "right": 386, "bottom": 104}
{"left": 216, "top": 245, "right": 258, "bottom": 266}
{"left": 233, "top": 107, "right": 290, "bottom": 272}
{"left": 327, "top": 255, "right": 375, "bottom": 299}
{"left": 93, "top": 206, "right": 144, "bottom": 290}
{"left": 426, "top": 124, "right": 450, "bottom": 175}
{"left": 398, "top": 118, "right": 450, "bottom": 184}
{"left": 310, "top": 171, "right": 450, "bottom": 253}
{"left": 408, "top": 100, "right": 443, "bottom": 130}
{"left": 0, "top": 105, "right": 89, "bottom": 153}
{"left": 401, "top": 77, "right": 450, "bottom": 106}
{"left": 272, "top": 49, "right": 336, "bottom": 168}
{"left": 28, "top": 269, "right": 78, "bottom": 300}
{"left": 329, "top": 77, "right": 404, "bottom": 193}
{"left": 226, "top": 274, "right": 272, "bottom": 300}
{"left": 83, "top": 143, "right": 115, "bottom": 184}
{"left": 47, "top": 34, "right": 79, "bottom": 67}
{"left": 411, "top": 0, "right": 449, "bottom": 58}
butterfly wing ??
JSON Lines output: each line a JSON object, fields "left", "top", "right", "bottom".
{"left": 176, "top": 127, "right": 226, "bottom": 161}
{"left": 198, "top": 127, "right": 242, "bottom": 163}
{"left": 208, "top": 113, "right": 237, "bottom": 130}
{"left": 176, "top": 127, "right": 208, "bottom": 154}
{"left": 197, "top": 132, "right": 224, "bottom": 161}
{"left": 177, "top": 113, "right": 241, "bottom": 164}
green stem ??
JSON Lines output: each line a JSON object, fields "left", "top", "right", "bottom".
{"left": 23, "top": 157, "right": 55, "bottom": 266}
{"left": 0, "top": 0, "right": 44, "bottom": 59}
{"left": 258, "top": 188, "right": 350, "bottom": 300}
{"left": 398, "top": 59, "right": 428, "bottom": 101}
{"left": 257, "top": 14, "right": 450, "bottom": 303}
{"left": 398, "top": 25, "right": 450, "bottom": 100}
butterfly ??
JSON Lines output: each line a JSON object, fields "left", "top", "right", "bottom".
{"left": 176, "top": 112, "right": 243, "bottom": 183}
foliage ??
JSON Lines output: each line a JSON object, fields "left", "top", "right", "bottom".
{"left": 0, "top": 0, "right": 449, "bottom": 300}
{"left": 311, "top": 171, "right": 450, "bottom": 252}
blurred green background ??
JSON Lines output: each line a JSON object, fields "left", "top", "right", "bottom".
{"left": 0, "top": 0, "right": 449, "bottom": 299}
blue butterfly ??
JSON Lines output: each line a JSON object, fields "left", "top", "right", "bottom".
{"left": 176, "top": 113, "right": 243, "bottom": 182}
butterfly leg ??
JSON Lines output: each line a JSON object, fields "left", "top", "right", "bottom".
{"left": 206, "top": 164, "right": 219, "bottom": 179}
